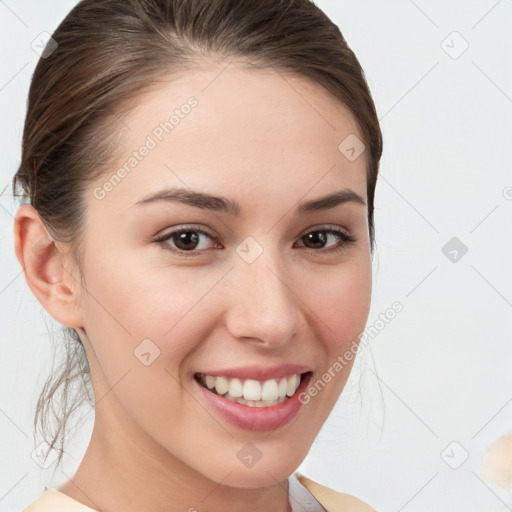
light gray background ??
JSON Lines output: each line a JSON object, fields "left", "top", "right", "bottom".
{"left": 1, "top": 1, "right": 511, "bottom": 511}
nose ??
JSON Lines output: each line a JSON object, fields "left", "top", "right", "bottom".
{"left": 223, "top": 246, "right": 302, "bottom": 349}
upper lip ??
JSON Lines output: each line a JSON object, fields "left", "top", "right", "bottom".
{"left": 195, "top": 364, "right": 313, "bottom": 381}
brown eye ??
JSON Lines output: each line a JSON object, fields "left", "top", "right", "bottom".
{"left": 153, "top": 227, "right": 219, "bottom": 255}
{"left": 152, "top": 225, "right": 357, "bottom": 257}
{"left": 296, "top": 227, "right": 357, "bottom": 252}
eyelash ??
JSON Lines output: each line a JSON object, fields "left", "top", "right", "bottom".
{"left": 152, "top": 225, "right": 357, "bottom": 257}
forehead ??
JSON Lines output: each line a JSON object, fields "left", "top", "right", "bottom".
{"left": 90, "top": 62, "right": 367, "bottom": 212}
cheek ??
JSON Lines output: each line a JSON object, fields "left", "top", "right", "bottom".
{"left": 82, "top": 245, "right": 220, "bottom": 337}
{"left": 288, "top": 257, "right": 371, "bottom": 427}
{"left": 300, "top": 255, "right": 372, "bottom": 369}
{"left": 310, "top": 254, "right": 371, "bottom": 328}
{"left": 79, "top": 251, "right": 228, "bottom": 397}
{"left": 78, "top": 259, "right": 216, "bottom": 442}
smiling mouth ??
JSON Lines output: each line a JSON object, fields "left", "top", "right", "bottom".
{"left": 194, "top": 371, "right": 312, "bottom": 407}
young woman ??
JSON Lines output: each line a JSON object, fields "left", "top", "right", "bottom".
{"left": 13, "top": 1, "right": 383, "bottom": 510}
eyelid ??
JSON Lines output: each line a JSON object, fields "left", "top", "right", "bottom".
{"left": 302, "top": 223, "right": 351, "bottom": 236}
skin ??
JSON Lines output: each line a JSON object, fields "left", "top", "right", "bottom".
{"left": 14, "top": 60, "right": 372, "bottom": 512}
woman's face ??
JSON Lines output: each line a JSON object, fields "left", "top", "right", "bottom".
{"left": 72, "top": 62, "right": 372, "bottom": 487}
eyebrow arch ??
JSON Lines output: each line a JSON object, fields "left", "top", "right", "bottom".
{"left": 133, "top": 187, "right": 366, "bottom": 215}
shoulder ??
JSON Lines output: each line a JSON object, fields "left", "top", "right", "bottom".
{"left": 23, "top": 488, "right": 97, "bottom": 512}
{"left": 298, "top": 475, "right": 378, "bottom": 512}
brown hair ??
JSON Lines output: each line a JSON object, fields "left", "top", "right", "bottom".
{"left": 13, "top": 0, "right": 383, "bottom": 468}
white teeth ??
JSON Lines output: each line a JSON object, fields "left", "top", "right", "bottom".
{"left": 199, "top": 373, "right": 303, "bottom": 405}
{"left": 225, "top": 395, "right": 288, "bottom": 407}
{"left": 286, "top": 374, "right": 301, "bottom": 397}
{"left": 261, "top": 379, "right": 279, "bottom": 401}
{"left": 228, "top": 378, "right": 243, "bottom": 398}
{"left": 278, "top": 377, "right": 288, "bottom": 398}
{"left": 243, "top": 379, "right": 262, "bottom": 401}
{"left": 215, "top": 376, "right": 229, "bottom": 395}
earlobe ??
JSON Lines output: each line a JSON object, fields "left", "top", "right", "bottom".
{"left": 13, "top": 204, "right": 84, "bottom": 328}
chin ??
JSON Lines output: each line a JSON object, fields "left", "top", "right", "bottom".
{"left": 208, "top": 451, "right": 304, "bottom": 488}
{"left": 219, "top": 468, "right": 295, "bottom": 489}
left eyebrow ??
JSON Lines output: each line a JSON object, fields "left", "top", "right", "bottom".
{"left": 132, "top": 187, "right": 366, "bottom": 215}
{"left": 296, "top": 189, "right": 367, "bottom": 215}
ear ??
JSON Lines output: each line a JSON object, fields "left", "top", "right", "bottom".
{"left": 13, "top": 204, "right": 85, "bottom": 329}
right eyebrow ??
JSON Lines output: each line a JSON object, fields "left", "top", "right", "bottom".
{"left": 133, "top": 187, "right": 242, "bottom": 215}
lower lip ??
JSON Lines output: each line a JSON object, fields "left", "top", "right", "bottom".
{"left": 194, "top": 372, "right": 312, "bottom": 432}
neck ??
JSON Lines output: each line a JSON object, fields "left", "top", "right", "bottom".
{"left": 57, "top": 391, "right": 291, "bottom": 512}
{"left": 59, "top": 328, "right": 293, "bottom": 512}
{"left": 59, "top": 428, "right": 291, "bottom": 512}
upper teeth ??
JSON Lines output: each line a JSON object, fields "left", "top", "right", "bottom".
{"left": 201, "top": 373, "right": 302, "bottom": 401}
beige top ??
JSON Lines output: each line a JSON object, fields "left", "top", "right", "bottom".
{"left": 23, "top": 488, "right": 97, "bottom": 512}
{"left": 22, "top": 472, "right": 377, "bottom": 512}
